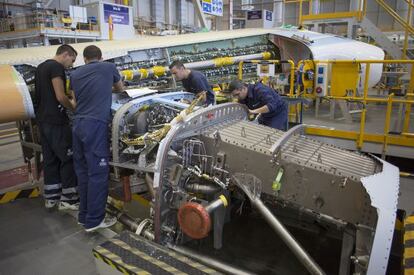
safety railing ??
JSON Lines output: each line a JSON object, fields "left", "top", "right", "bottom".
{"left": 308, "top": 59, "right": 414, "bottom": 157}
{"left": 237, "top": 58, "right": 414, "bottom": 157}
{"left": 293, "top": 0, "right": 361, "bottom": 26}
{"left": 0, "top": 13, "right": 99, "bottom": 34}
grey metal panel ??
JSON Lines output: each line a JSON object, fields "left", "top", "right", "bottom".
{"left": 208, "top": 121, "right": 378, "bottom": 180}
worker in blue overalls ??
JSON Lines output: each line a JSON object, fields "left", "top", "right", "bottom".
{"left": 70, "top": 45, "right": 124, "bottom": 232}
{"left": 169, "top": 60, "right": 215, "bottom": 106}
{"left": 227, "top": 80, "right": 288, "bottom": 131}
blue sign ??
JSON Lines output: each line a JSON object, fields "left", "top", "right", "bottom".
{"left": 202, "top": 0, "right": 223, "bottom": 16}
{"left": 266, "top": 10, "right": 272, "bottom": 21}
{"left": 202, "top": 2, "right": 212, "bottom": 13}
{"left": 104, "top": 4, "right": 129, "bottom": 25}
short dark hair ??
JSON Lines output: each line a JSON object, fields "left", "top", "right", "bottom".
{"left": 227, "top": 79, "right": 244, "bottom": 93}
{"left": 56, "top": 44, "right": 77, "bottom": 56}
{"left": 169, "top": 60, "right": 185, "bottom": 70}
{"left": 83, "top": 45, "right": 102, "bottom": 60}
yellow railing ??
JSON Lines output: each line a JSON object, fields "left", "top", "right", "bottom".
{"left": 309, "top": 59, "right": 414, "bottom": 156}
{"left": 237, "top": 59, "right": 414, "bottom": 156}
{"left": 293, "top": 0, "right": 362, "bottom": 26}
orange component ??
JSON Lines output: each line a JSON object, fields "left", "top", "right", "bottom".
{"left": 177, "top": 202, "right": 211, "bottom": 239}
{"left": 121, "top": 176, "right": 131, "bottom": 202}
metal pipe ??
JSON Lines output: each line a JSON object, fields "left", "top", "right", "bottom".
{"left": 251, "top": 198, "right": 325, "bottom": 275}
{"left": 168, "top": 245, "right": 255, "bottom": 275}
{"left": 121, "top": 52, "right": 271, "bottom": 81}
{"left": 106, "top": 203, "right": 141, "bottom": 232}
{"left": 205, "top": 195, "right": 227, "bottom": 212}
{"left": 232, "top": 174, "right": 324, "bottom": 275}
{"left": 185, "top": 53, "right": 269, "bottom": 69}
{"left": 106, "top": 202, "right": 155, "bottom": 240}
{"left": 185, "top": 183, "right": 221, "bottom": 195}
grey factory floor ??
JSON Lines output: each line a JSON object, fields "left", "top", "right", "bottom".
{"left": 0, "top": 198, "right": 105, "bottom": 275}
{"left": 0, "top": 123, "right": 105, "bottom": 275}
{"left": 0, "top": 99, "right": 413, "bottom": 275}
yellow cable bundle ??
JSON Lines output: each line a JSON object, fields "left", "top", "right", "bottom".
{"left": 152, "top": 66, "right": 166, "bottom": 77}
{"left": 121, "top": 70, "right": 134, "bottom": 81}
{"left": 139, "top": 68, "right": 149, "bottom": 79}
{"left": 122, "top": 93, "right": 205, "bottom": 146}
{"left": 214, "top": 57, "right": 234, "bottom": 67}
{"left": 262, "top": 52, "right": 272, "bottom": 60}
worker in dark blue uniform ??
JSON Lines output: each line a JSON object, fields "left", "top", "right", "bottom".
{"left": 227, "top": 80, "right": 288, "bottom": 131}
{"left": 169, "top": 60, "right": 215, "bottom": 106}
{"left": 70, "top": 45, "right": 124, "bottom": 232}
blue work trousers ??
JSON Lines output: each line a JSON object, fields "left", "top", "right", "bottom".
{"left": 258, "top": 106, "right": 288, "bottom": 131}
{"left": 72, "top": 118, "right": 109, "bottom": 228}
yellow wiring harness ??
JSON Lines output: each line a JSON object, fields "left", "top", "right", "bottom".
{"left": 121, "top": 93, "right": 206, "bottom": 146}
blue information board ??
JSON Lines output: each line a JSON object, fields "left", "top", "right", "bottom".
{"left": 202, "top": 0, "right": 223, "bottom": 16}
{"left": 103, "top": 4, "right": 129, "bottom": 25}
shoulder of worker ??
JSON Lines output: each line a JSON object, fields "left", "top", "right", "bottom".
{"left": 101, "top": 61, "right": 117, "bottom": 67}
{"left": 39, "top": 59, "right": 63, "bottom": 71}
{"left": 100, "top": 61, "right": 119, "bottom": 73}
{"left": 254, "top": 82, "right": 273, "bottom": 93}
{"left": 190, "top": 70, "right": 207, "bottom": 79}
{"left": 38, "top": 59, "right": 65, "bottom": 79}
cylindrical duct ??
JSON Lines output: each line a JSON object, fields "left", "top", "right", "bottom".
{"left": 121, "top": 52, "right": 272, "bottom": 81}
{"left": 0, "top": 65, "right": 35, "bottom": 124}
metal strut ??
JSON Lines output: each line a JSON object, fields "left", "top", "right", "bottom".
{"left": 232, "top": 173, "right": 325, "bottom": 275}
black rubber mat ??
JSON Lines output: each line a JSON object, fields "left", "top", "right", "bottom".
{"left": 95, "top": 231, "right": 222, "bottom": 275}
{"left": 119, "top": 232, "right": 214, "bottom": 275}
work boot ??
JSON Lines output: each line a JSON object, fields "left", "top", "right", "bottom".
{"left": 58, "top": 201, "right": 79, "bottom": 211}
{"left": 45, "top": 199, "right": 57, "bottom": 209}
{"left": 85, "top": 215, "right": 117, "bottom": 232}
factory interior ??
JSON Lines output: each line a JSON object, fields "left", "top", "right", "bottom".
{"left": 0, "top": 0, "right": 414, "bottom": 274}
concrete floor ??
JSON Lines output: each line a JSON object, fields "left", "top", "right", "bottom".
{"left": 0, "top": 198, "right": 105, "bottom": 275}
{"left": 0, "top": 123, "right": 104, "bottom": 275}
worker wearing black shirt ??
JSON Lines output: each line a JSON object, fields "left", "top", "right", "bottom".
{"left": 34, "top": 44, "right": 79, "bottom": 210}
{"left": 169, "top": 60, "right": 215, "bottom": 105}
{"left": 227, "top": 80, "right": 288, "bottom": 131}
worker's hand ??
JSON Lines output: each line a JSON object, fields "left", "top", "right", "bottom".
{"left": 68, "top": 97, "right": 76, "bottom": 110}
{"left": 249, "top": 108, "right": 259, "bottom": 115}
{"left": 68, "top": 90, "right": 76, "bottom": 99}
